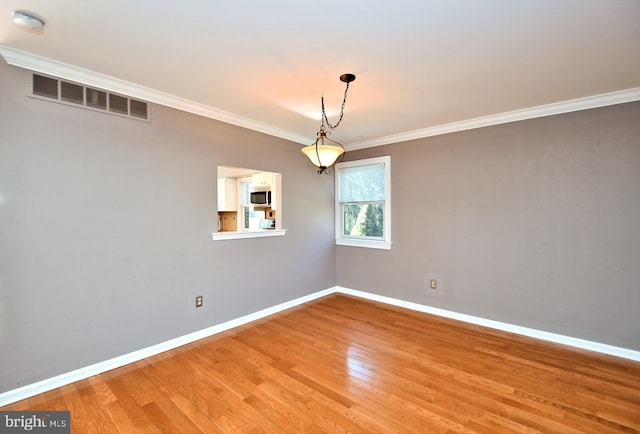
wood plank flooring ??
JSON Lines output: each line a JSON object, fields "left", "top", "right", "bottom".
{"left": 3, "top": 294, "right": 640, "bottom": 433}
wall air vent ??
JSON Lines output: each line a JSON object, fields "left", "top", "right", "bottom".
{"left": 31, "top": 73, "right": 150, "bottom": 121}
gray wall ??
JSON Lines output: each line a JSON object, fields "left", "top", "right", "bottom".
{"left": 0, "top": 60, "right": 336, "bottom": 393}
{"left": 337, "top": 101, "right": 640, "bottom": 351}
{"left": 2, "top": 53, "right": 639, "bottom": 396}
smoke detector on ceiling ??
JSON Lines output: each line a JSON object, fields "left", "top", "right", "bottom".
{"left": 12, "top": 11, "right": 45, "bottom": 31}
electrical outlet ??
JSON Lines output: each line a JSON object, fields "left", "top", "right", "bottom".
{"left": 430, "top": 280, "right": 437, "bottom": 290}
{"left": 195, "top": 295, "right": 203, "bottom": 308}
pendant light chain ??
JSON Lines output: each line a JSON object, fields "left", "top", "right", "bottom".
{"left": 321, "top": 81, "right": 352, "bottom": 131}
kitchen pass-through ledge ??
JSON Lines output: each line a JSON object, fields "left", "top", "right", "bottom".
{"left": 212, "top": 229, "right": 287, "bottom": 241}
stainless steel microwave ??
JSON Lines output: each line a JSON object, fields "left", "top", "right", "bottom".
{"left": 250, "top": 190, "right": 271, "bottom": 205}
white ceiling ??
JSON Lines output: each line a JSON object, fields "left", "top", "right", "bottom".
{"left": 1, "top": 0, "right": 639, "bottom": 149}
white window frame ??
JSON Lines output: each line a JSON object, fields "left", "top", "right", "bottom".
{"left": 335, "top": 155, "right": 392, "bottom": 250}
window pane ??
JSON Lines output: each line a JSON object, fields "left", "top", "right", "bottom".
{"left": 240, "top": 179, "right": 252, "bottom": 206}
{"left": 339, "top": 164, "right": 385, "bottom": 202}
{"left": 344, "top": 203, "right": 384, "bottom": 237}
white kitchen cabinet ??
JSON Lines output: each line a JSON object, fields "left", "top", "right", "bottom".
{"left": 217, "top": 178, "right": 237, "bottom": 211}
{"left": 251, "top": 172, "right": 273, "bottom": 188}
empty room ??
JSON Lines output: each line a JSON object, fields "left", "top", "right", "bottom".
{"left": 1, "top": 1, "right": 639, "bottom": 432}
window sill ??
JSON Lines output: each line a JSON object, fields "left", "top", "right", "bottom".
{"left": 212, "top": 229, "right": 287, "bottom": 241}
{"left": 336, "top": 238, "right": 392, "bottom": 250}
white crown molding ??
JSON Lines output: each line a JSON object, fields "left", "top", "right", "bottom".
{"left": 2, "top": 45, "right": 639, "bottom": 151}
{"left": 0, "top": 45, "right": 309, "bottom": 145}
{"left": 345, "top": 87, "right": 640, "bottom": 151}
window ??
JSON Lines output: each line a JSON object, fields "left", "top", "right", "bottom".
{"left": 335, "top": 156, "right": 391, "bottom": 249}
{"left": 238, "top": 176, "right": 268, "bottom": 231}
{"left": 213, "top": 166, "right": 285, "bottom": 241}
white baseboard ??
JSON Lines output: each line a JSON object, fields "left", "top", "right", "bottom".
{"left": 335, "top": 286, "right": 640, "bottom": 362}
{"left": 0, "top": 288, "right": 335, "bottom": 407}
{"left": 2, "top": 285, "right": 638, "bottom": 407}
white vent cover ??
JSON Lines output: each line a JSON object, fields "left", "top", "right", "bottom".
{"left": 31, "top": 73, "right": 150, "bottom": 121}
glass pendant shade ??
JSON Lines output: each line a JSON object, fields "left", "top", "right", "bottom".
{"left": 302, "top": 133, "right": 344, "bottom": 173}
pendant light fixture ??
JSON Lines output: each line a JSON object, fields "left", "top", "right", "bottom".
{"left": 302, "top": 73, "right": 356, "bottom": 174}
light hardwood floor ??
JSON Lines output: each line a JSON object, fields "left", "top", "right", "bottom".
{"left": 3, "top": 294, "right": 640, "bottom": 433}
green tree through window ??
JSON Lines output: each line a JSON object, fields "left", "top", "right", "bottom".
{"left": 345, "top": 204, "right": 384, "bottom": 237}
